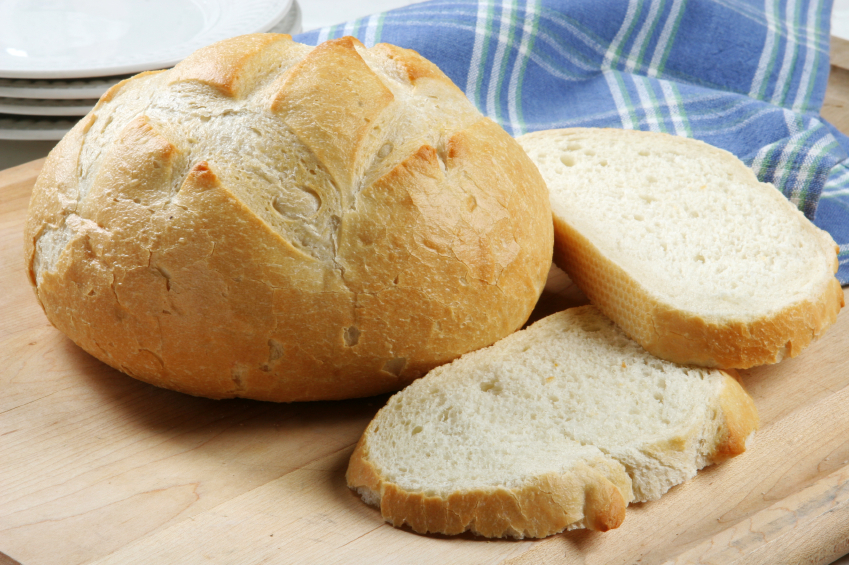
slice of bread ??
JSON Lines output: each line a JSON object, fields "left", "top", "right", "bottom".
{"left": 518, "top": 128, "right": 843, "bottom": 369}
{"left": 346, "top": 306, "right": 758, "bottom": 538}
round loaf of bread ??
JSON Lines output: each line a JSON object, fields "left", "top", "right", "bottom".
{"left": 23, "top": 34, "right": 553, "bottom": 401}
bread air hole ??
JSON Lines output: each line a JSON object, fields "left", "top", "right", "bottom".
{"left": 231, "top": 365, "right": 248, "bottom": 391}
{"left": 383, "top": 357, "right": 406, "bottom": 376}
{"left": 268, "top": 339, "right": 284, "bottom": 362}
{"left": 261, "top": 339, "right": 285, "bottom": 371}
{"left": 272, "top": 187, "right": 321, "bottom": 219}
{"left": 343, "top": 326, "right": 360, "bottom": 347}
{"left": 480, "top": 380, "right": 503, "bottom": 394}
{"left": 378, "top": 141, "right": 393, "bottom": 159}
{"left": 155, "top": 266, "right": 172, "bottom": 291}
{"left": 560, "top": 154, "right": 576, "bottom": 167}
{"left": 436, "top": 152, "right": 447, "bottom": 174}
{"left": 411, "top": 425, "right": 423, "bottom": 435}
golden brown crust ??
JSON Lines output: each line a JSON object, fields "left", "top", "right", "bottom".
{"left": 370, "top": 43, "right": 460, "bottom": 89}
{"left": 169, "top": 33, "right": 293, "bottom": 97}
{"left": 346, "top": 433, "right": 630, "bottom": 538}
{"left": 24, "top": 114, "right": 93, "bottom": 289}
{"left": 96, "top": 70, "right": 166, "bottom": 109}
{"left": 346, "top": 434, "right": 380, "bottom": 493}
{"left": 25, "top": 35, "right": 553, "bottom": 401}
{"left": 712, "top": 371, "right": 760, "bottom": 460}
{"left": 552, "top": 212, "right": 843, "bottom": 370}
{"left": 582, "top": 476, "right": 628, "bottom": 532}
{"left": 271, "top": 36, "right": 395, "bottom": 194}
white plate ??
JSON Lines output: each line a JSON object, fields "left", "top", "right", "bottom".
{"left": 0, "top": 1, "right": 303, "bottom": 140}
{"left": 0, "top": 115, "right": 78, "bottom": 140}
{"left": 0, "top": 96, "right": 100, "bottom": 116}
{"left": 0, "top": 0, "right": 302, "bottom": 99}
{"left": 277, "top": 0, "right": 302, "bottom": 36}
{"left": 0, "top": 0, "right": 293, "bottom": 79}
{"left": 0, "top": 75, "right": 134, "bottom": 100}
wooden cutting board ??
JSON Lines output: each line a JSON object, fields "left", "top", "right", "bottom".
{"left": 3, "top": 52, "right": 849, "bottom": 565}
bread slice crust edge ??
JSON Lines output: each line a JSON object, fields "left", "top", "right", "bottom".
{"left": 346, "top": 431, "right": 633, "bottom": 538}
{"left": 345, "top": 304, "right": 761, "bottom": 538}
{"left": 714, "top": 370, "right": 760, "bottom": 460}
{"left": 345, "top": 354, "right": 760, "bottom": 538}
{"left": 518, "top": 127, "right": 844, "bottom": 370}
{"left": 553, "top": 214, "right": 844, "bottom": 369}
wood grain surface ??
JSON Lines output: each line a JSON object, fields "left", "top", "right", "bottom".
{"left": 2, "top": 53, "right": 849, "bottom": 565}
{"left": 824, "top": 37, "right": 849, "bottom": 133}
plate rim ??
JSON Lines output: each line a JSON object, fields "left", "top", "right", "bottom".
{"left": 0, "top": 0, "right": 302, "bottom": 139}
{"left": 0, "top": 0, "right": 293, "bottom": 79}
{"left": 0, "top": 96, "right": 100, "bottom": 116}
{"left": 0, "top": 114, "right": 78, "bottom": 140}
{"left": 0, "top": 76, "right": 135, "bottom": 100}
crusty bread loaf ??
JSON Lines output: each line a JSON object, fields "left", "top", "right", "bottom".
{"left": 517, "top": 128, "right": 843, "bottom": 369}
{"left": 23, "top": 35, "right": 553, "bottom": 402}
{"left": 347, "top": 305, "right": 758, "bottom": 538}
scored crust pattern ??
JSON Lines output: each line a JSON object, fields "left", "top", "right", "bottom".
{"left": 23, "top": 34, "right": 554, "bottom": 401}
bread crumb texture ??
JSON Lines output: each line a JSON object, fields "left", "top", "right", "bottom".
{"left": 23, "top": 35, "right": 553, "bottom": 401}
{"left": 518, "top": 128, "right": 843, "bottom": 369}
{"left": 347, "top": 306, "right": 758, "bottom": 538}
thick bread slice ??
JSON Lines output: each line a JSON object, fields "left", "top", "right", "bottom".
{"left": 518, "top": 128, "right": 844, "bottom": 369}
{"left": 346, "top": 306, "right": 758, "bottom": 538}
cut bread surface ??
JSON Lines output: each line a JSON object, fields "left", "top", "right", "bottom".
{"left": 518, "top": 128, "right": 843, "bottom": 368}
{"left": 347, "top": 306, "right": 758, "bottom": 538}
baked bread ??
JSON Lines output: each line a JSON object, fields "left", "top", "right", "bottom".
{"left": 23, "top": 35, "right": 553, "bottom": 401}
{"left": 517, "top": 128, "right": 843, "bottom": 369}
{"left": 347, "top": 305, "right": 758, "bottom": 538}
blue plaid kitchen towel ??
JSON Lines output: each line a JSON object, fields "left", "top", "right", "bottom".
{"left": 296, "top": 0, "right": 849, "bottom": 284}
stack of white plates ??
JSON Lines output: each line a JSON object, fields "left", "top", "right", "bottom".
{"left": 0, "top": 0, "right": 301, "bottom": 140}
